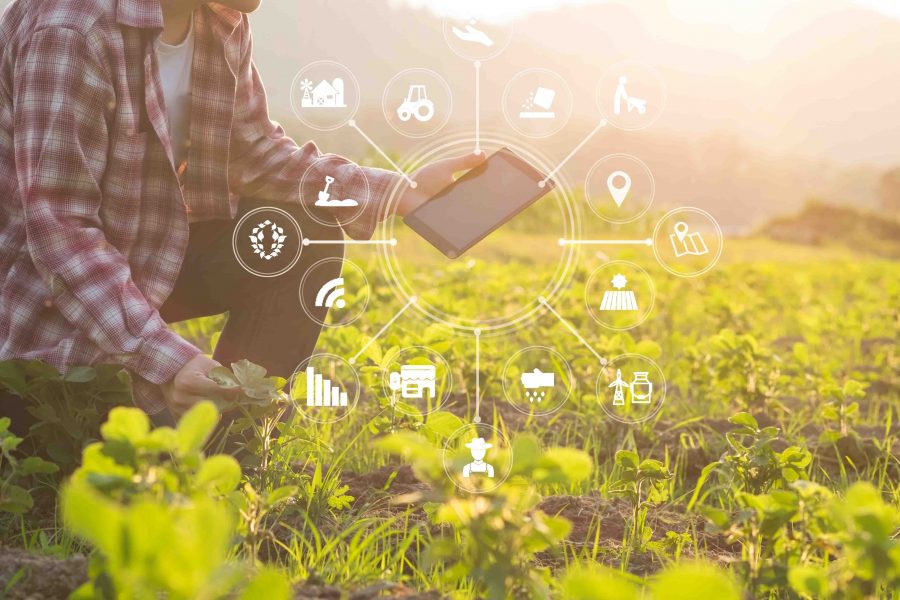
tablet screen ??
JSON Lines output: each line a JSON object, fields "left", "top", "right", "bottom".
{"left": 403, "top": 148, "right": 555, "bottom": 258}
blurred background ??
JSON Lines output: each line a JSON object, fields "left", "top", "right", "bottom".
{"left": 241, "top": 0, "right": 900, "bottom": 234}
{"left": 3, "top": 0, "right": 899, "bottom": 236}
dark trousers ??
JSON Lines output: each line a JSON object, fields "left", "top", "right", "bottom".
{"left": 1, "top": 199, "right": 344, "bottom": 432}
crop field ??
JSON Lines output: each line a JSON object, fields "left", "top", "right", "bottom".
{"left": 0, "top": 203, "right": 898, "bottom": 599}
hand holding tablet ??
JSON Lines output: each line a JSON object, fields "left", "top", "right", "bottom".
{"left": 403, "top": 148, "right": 556, "bottom": 259}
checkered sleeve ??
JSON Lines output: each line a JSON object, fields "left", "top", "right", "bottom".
{"left": 228, "top": 17, "right": 400, "bottom": 240}
{"left": 13, "top": 27, "right": 201, "bottom": 387}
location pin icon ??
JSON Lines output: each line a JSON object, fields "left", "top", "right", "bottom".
{"left": 607, "top": 170, "right": 632, "bottom": 207}
{"left": 673, "top": 221, "right": 689, "bottom": 241}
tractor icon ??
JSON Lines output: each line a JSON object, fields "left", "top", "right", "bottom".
{"left": 396, "top": 85, "right": 435, "bottom": 123}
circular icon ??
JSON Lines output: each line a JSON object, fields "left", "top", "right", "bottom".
{"left": 585, "top": 154, "right": 655, "bottom": 223}
{"left": 381, "top": 346, "right": 452, "bottom": 417}
{"left": 502, "top": 346, "right": 574, "bottom": 416}
{"left": 289, "top": 353, "right": 360, "bottom": 424}
{"left": 596, "top": 60, "right": 666, "bottom": 131}
{"left": 585, "top": 261, "right": 655, "bottom": 331}
{"left": 232, "top": 207, "right": 303, "bottom": 278}
{"left": 652, "top": 207, "right": 724, "bottom": 278}
{"left": 377, "top": 133, "right": 579, "bottom": 336}
{"left": 290, "top": 61, "right": 360, "bottom": 131}
{"left": 299, "top": 259, "right": 369, "bottom": 328}
{"left": 502, "top": 69, "right": 573, "bottom": 138}
{"left": 443, "top": 422, "right": 513, "bottom": 494}
{"left": 596, "top": 353, "right": 666, "bottom": 425}
{"left": 299, "top": 156, "right": 370, "bottom": 227}
{"left": 382, "top": 69, "right": 453, "bottom": 139}
{"left": 442, "top": 16, "right": 514, "bottom": 62}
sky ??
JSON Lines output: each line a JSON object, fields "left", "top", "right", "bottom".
{"left": 397, "top": 0, "right": 900, "bottom": 24}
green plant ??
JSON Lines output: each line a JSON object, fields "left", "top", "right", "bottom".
{"left": 717, "top": 411, "right": 812, "bottom": 493}
{"left": 608, "top": 449, "right": 673, "bottom": 554}
{"left": 705, "top": 480, "right": 900, "bottom": 598}
{"left": 559, "top": 560, "right": 742, "bottom": 599}
{"left": 0, "top": 416, "right": 58, "bottom": 514}
{"left": 0, "top": 360, "right": 132, "bottom": 467}
{"left": 62, "top": 401, "right": 292, "bottom": 598}
{"left": 378, "top": 427, "right": 592, "bottom": 600}
{"left": 209, "top": 360, "right": 356, "bottom": 559}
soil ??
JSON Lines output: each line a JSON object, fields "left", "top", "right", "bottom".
{"left": 294, "top": 582, "right": 442, "bottom": 599}
{"left": 0, "top": 546, "right": 88, "bottom": 599}
{"left": 0, "top": 546, "right": 440, "bottom": 600}
{"left": 537, "top": 493, "right": 733, "bottom": 551}
{"left": 343, "top": 464, "right": 430, "bottom": 507}
{"left": 536, "top": 494, "right": 739, "bottom": 575}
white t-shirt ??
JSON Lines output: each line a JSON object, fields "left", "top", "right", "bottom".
{"left": 154, "top": 18, "right": 195, "bottom": 168}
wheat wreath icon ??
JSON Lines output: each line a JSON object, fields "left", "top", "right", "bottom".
{"left": 249, "top": 219, "right": 287, "bottom": 261}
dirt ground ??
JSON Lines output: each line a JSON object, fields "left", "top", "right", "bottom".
{"left": 0, "top": 546, "right": 88, "bottom": 600}
{"left": 0, "top": 546, "right": 441, "bottom": 600}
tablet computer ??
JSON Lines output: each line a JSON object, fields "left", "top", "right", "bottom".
{"left": 403, "top": 148, "right": 556, "bottom": 259}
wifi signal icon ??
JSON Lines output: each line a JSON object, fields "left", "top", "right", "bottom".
{"left": 315, "top": 277, "right": 346, "bottom": 309}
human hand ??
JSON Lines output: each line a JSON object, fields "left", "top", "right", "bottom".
{"left": 395, "top": 151, "right": 486, "bottom": 217}
{"left": 161, "top": 354, "right": 231, "bottom": 418}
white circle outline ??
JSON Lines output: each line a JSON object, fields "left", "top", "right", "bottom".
{"left": 298, "top": 258, "right": 370, "bottom": 329}
{"left": 441, "top": 18, "right": 514, "bottom": 62}
{"left": 289, "top": 353, "right": 361, "bottom": 424}
{"left": 379, "top": 346, "right": 453, "bottom": 417}
{"left": 290, "top": 60, "right": 361, "bottom": 132}
{"left": 377, "top": 132, "right": 581, "bottom": 337}
{"left": 231, "top": 206, "right": 303, "bottom": 278}
{"left": 584, "top": 260, "right": 656, "bottom": 331}
{"left": 299, "top": 156, "right": 370, "bottom": 227}
{"left": 652, "top": 207, "right": 724, "bottom": 278}
{"left": 595, "top": 353, "right": 667, "bottom": 425}
{"left": 442, "top": 422, "right": 513, "bottom": 494}
{"left": 584, "top": 153, "right": 656, "bottom": 224}
{"left": 381, "top": 68, "right": 454, "bottom": 139}
{"left": 595, "top": 60, "right": 667, "bottom": 131}
{"left": 501, "top": 345, "right": 574, "bottom": 417}
{"left": 501, "top": 68, "right": 574, "bottom": 139}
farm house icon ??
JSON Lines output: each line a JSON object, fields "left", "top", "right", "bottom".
{"left": 520, "top": 368, "right": 555, "bottom": 402}
{"left": 389, "top": 364, "right": 437, "bottom": 399}
{"left": 462, "top": 437, "right": 494, "bottom": 478}
{"left": 299, "top": 77, "right": 346, "bottom": 108}
{"left": 397, "top": 85, "right": 435, "bottom": 123}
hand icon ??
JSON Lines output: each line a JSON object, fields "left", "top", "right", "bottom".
{"left": 452, "top": 23, "right": 494, "bottom": 48}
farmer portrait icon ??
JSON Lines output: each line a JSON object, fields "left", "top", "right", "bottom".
{"left": 462, "top": 437, "right": 495, "bottom": 478}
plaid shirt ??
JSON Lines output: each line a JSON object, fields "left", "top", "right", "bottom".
{"left": 0, "top": 0, "right": 397, "bottom": 412}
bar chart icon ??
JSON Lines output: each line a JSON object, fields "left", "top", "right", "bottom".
{"left": 306, "top": 367, "right": 349, "bottom": 407}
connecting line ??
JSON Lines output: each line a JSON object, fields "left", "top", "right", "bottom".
{"left": 303, "top": 238, "right": 398, "bottom": 246}
{"left": 474, "top": 61, "right": 482, "bottom": 154}
{"left": 538, "top": 297, "right": 608, "bottom": 366}
{"left": 473, "top": 329, "right": 482, "bottom": 424}
{"left": 349, "top": 296, "right": 418, "bottom": 365}
{"left": 348, "top": 120, "right": 416, "bottom": 188}
{"left": 539, "top": 119, "right": 608, "bottom": 187}
{"left": 558, "top": 238, "right": 653, "bottom": 247}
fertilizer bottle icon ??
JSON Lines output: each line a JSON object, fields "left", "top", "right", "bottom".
{"left": 609, "top": 369, "right": 652, "bottom": 406}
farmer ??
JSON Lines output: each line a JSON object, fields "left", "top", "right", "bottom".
{"left": 0, "top": 0, "right": 482, "bottom": 427}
